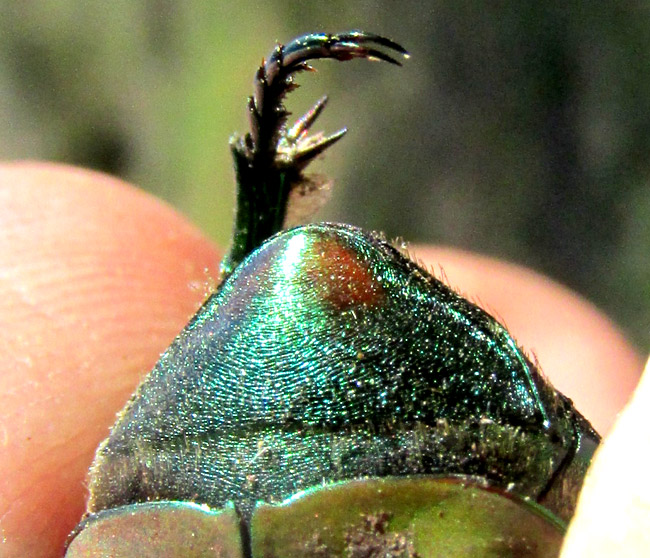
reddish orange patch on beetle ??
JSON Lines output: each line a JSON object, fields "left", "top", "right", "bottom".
{"left": 305, "top": 237, "right": 385, "bottom": 311}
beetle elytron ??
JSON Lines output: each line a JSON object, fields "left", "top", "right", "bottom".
{"left": 65, "top": 31, "right": 599, "bottom": 558}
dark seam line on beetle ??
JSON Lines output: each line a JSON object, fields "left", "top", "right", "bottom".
{"left": 237, "top": 508, "right": 253, "bottom": 558}
{"left": 535, "top": 412, "right": 580, "bottom": 503}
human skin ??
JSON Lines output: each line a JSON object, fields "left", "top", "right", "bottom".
{"left": 0, "top": 162, "right": 644, "bottom": 557}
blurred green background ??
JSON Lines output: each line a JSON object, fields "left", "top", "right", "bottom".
{"left": 0, "top": 2, "right": 648, "bottom": 349}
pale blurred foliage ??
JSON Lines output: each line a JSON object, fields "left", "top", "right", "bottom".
{"left": 1, "top": 1, "right": 648, "bottom": 348}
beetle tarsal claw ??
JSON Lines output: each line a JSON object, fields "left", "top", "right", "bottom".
{"left": 278, "top": 31, "right": 410, "bottom": 70}
{"left": 246, "top": 31, "right": 409, "bottom": 163}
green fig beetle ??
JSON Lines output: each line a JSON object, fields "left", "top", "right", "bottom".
{"left": 65, "top": 31, "right": 599, "bottom": 558}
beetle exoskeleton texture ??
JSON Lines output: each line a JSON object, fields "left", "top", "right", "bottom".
{"left": 66, "top": 31, "right": 599, "bottom": 558}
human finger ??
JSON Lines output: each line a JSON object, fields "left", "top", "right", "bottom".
{"left": 0, "top": 162, "right": 222, "bottom": 557}
{"left": 561, "top": 356, "right": 650, "bottom": 557}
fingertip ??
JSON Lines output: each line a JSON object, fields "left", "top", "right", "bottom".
{"left": 0, "top": 162, "right": 222, "bottom": 556}
{"left": 561, "top": 357, "right": 650, "bottom": 557}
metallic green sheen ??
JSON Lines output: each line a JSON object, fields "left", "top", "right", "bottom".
{"left": 87, "top": 223, "right": 598, "bottom": 523}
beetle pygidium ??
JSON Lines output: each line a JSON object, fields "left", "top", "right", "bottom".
{"left": 65, "top": 31, "right": 599, "bottom": 558}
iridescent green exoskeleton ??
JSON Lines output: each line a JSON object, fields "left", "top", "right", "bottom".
{"left": 66, "top": 31, "right": 599, "bottom": 558}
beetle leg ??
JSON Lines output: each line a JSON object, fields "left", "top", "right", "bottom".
{"left": 250, "top": 31, "right": 408, "bottom": 154}
{"left": 278, "top": 31, "right": 409, "bottom": 71}
{"left": 222, "top": 31, "right": 407, "bottom": 277}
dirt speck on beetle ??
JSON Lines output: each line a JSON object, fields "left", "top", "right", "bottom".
{"left": 344, "top": 512, "right": 420, "bottom": 558}
{"left": 303, "top": 511, "right": 420, "bottom": 557}
{"left": 303, "top": 533, "right": 334, "bottom": 557}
